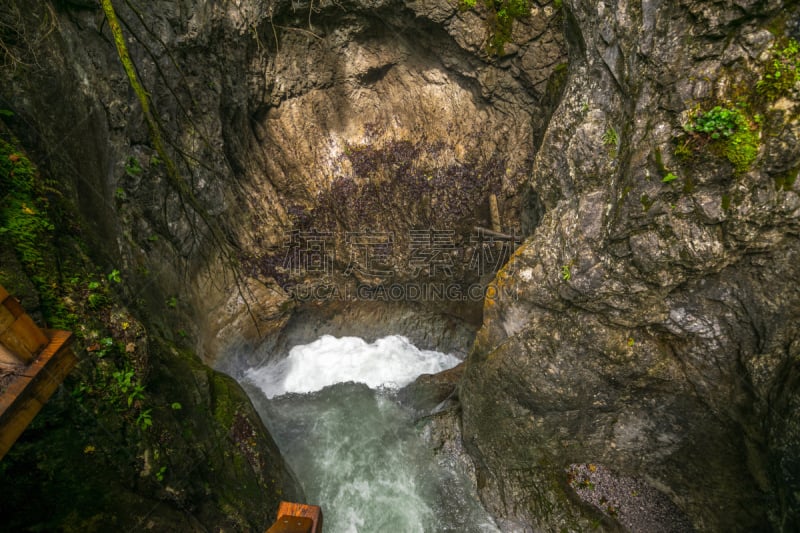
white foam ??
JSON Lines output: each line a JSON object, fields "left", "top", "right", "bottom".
{"left": 245, "top": 335, "right": 461, "bottom": 398}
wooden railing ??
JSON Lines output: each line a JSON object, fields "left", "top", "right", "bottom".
{"left": 0, "top": 285, "right": 77, "bottom": 460}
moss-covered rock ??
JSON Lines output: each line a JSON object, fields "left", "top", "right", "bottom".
{"left": 0, "top": 133, "right": 302, "bottom": 531}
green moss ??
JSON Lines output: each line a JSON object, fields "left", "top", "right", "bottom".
{"left": 0, "top": 137, "right": 61, "bottom": 317}
{"left": 544, "top": 62, "right": 570, "bottom": 104}
{"left": 724, "top": 128, "right": 759, "bottom": 172}
{"left": 654, "top": 148, "right": 667, "bottom": 174}
{"left": 457, "top": 0, "right": 533, "bottom": 55}
{"left": 773, "top": 168, "right": 799, "bottom": 191}
{"left": 640, "top": 194, "right": 654, "bottom": 212}
{"left": 756, "top": 39, "right": 799, "bottom": 101}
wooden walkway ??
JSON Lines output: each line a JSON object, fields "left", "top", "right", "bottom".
{"left": 0, "top": 285, "right": 77, "bottom": 460}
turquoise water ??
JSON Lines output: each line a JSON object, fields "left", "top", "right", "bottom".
{"left": 242, "top": 335, "right": 498, "bottom": 533}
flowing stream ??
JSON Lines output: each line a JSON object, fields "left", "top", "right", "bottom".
{"left": 240, "top": 335, "right": 499, "bottom": 533}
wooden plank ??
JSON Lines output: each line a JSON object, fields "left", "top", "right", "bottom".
{"left": 0, "top": 330, "right": 77, "bottom": 460}
{"left": 0, "top": 343, "right": 22, "bottom": 366}
{"left": 12, "top": 314, "right": 48, "bottom": 357}
{"left": 266, "top": 516, "right": 313, "bottom": 533}
{"left": 0, "top": 323, "right": 35, "bottom": 363}
{"left": 0, "top": 304, "right": 14, "bottom": 336}
{"left": 270, "top": 502, "right": 323, "bottom": 533}
{"left": 0, "top": 295, "right": 47, "bottom": 363}
{"left": 3, "top": 296, "right": 25, "bottom": 318}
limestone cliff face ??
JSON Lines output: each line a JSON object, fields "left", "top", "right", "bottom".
{"left": 461, "top": 0, "right": 800, "bottom": 531}
{"left": 40, "top": 0, "right": 564, "bottom": 363}
{"left": 0, "top": 0, "right": 566, "bottom": 358}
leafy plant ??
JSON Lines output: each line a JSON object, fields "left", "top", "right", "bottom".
{"left": 662, "top": 172, "right": 678, "bottom": 183}
{"left": 756, "top": 39, "right": 799, "bottom": 100}
{"left": 87, "top": 292, "right": 106, "bottom": 309}
{"left": 155, "top": 465, "right": 167, "bottom": 482}
{"left": 685, "top": 106, "right": 740, "bottom": 139}
{"left": 124, "top": 156, "right": 142, "bottom": 176}
{"left": 136, "top": 409, "right": 153, "bottom": 430}
{"left": 94, "top": 336, "right": 115, "bottom": 358}
{"left": 602, "top": 126, "right": 619, "bottom": 147}
{"left": 108, "top": 269, "right": 121, "bottom": 283}
{"left": 684, "top": 105, "right": 759, "bottom": 171}
{"left": 561, "top": 264, "right": 571, "bottom": 281}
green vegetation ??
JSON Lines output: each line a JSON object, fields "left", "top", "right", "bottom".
{"left": 1, "top": 129, "right": 152, "bottom": 423}
{"left": 561, "top": 264, "right": 571, "bottom": 281}
{"left": 756, "top": 38, "right": 799, "bottom": 100}
{"left": 676, "top": 39, "right": 798, "bottom": 175}
{"left": 684, "top": 105, "right": 759, "bottom": 172}
{"left": 124, "top": 156, "right": 141, "bottom": 176}
{"left": 774, "top": 169, "right": 799, "bottom": 191}
{"left": 0, "top": 137, "right": 59, "bottom": 313}
{"left": 662, "top": 172, "right": 678, "bottom": 183}
{"left": 685, "top": 105, "right": 743, "bottom": 139}
{"left": 602, "top": 126, "right": 618, "bottom": 147}
{"left": 458, "top": 0, "right": 532, "bottom": 55}
{"left": 640, "top": 193, "right": 654, "bottom": 212}
{"left": 673, "top": 139, "right": 692, "bottom": 159}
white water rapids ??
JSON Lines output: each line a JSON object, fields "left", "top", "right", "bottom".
{"left": 242, "top": 335, "right": 499, "bottom": 532}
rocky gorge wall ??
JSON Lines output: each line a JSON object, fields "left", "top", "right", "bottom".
{"left": 0, "top": 0, "right": 562, "bottom": 528}
{"left": 460, "top": 0, "right": 800, "bottom": 531}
